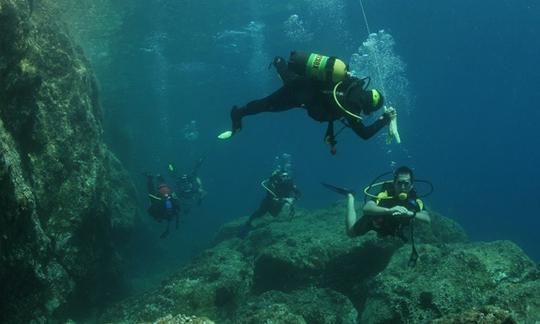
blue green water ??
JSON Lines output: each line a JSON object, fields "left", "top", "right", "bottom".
{"left": 92, "top": 0, "right": 539, "bottom": 278}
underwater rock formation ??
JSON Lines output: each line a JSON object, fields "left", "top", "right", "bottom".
{"left": 360, "top": 240, "right": 540, "bottom": 323}
{"left": 0, "top": 0, "right": 138, "bottom": 322}
{"left": 101, "top": 239, "right": 253, "bottom": 322}
{"left": 152, "top": 313, "right": 215, "bottom": 324}
{"left": 234, "top": 287, "right": 358, "bottom": 324}
{"left": 431, "top": 305, "right": 516, "bottom": 324}
{"left": 101, "top": 200, "right": 536, "bottom": 324}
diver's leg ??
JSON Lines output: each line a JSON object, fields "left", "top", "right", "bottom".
{"left": 160, "top": 219, "right": 170, "bottom": 239}
{"left": 268, "top": 199, "right": 284, "bottom": 217}
{"left": 350, "top": 215, "right": 375, "bottom": 237}
{"left": 231, "top": 83, "right": 305, "bottom": 133}
{"left": 247, "top": 197, "right": 272, "bottom": 226}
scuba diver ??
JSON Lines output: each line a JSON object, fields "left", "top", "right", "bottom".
{"left": 324, "top": 166, "right": 431, "bottom": 266}
{"left": 168, "top": 158, "right": 207, "bottom": 215}
{"left": 146, "top": 173, "right": 181, "bottom": 239}
{"left": 219, "top": 51, "right": 398, "bottom": 154}
{"left": 243, "top": 170, "right": 302, "bottom": 233}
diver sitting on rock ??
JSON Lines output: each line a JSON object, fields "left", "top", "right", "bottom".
{"left": 324, "top": 166, "right": 431, "bottom": 266}
{"left": 146, "top": 173, "right": 181, "bottom": 239}
{"left": 244, "top": 169, "right": 302, "bottom": 231}
{"left": 219, "top": 51, "right": 398, "bottom": 154}
{"left": 347, "top": 167, "right": 430, "bottom": 237}
{"left": 348, "top": 166, "right": 431, "bottom": 265}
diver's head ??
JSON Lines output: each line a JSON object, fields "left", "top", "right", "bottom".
{"left": 346, "top": 84, "right": 385, "bottom": 115}
{"left": 272, "top": 170, "right": 292, "bottom": 185}
{"left": 178, "top": 174, "right": 193, "bottom": 191}
{"left": 158, "top": 183, "right": 171, "bottom": 197}
{"left": 393, "top": 166, "right": 414, "bottom": 200}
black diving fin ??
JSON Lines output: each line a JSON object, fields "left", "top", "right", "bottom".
{"left": 321, "top": 182, "right": 355, "bottom": 196}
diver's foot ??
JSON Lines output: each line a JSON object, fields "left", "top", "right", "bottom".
{"left": 230, "top": 106, "right": 243, "bottom": 134}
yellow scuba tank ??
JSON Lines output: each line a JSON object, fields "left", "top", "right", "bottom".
{"left": 288, "top": 51, "right": 348, "bottom": 84}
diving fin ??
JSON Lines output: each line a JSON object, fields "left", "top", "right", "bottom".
{"left": 321, "top": 182, "right": 355, "bottom": 196}
{"left": 217, "top": 130, "right": 234, "bottom": 140}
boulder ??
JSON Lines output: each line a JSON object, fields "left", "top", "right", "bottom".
{"left": 0, "top": 1, "right": 138, "bottom": 322}
{"left": 101, "top": 240, "right": 253, "bottom": 323}
{"left": 234, "top": 288, "right": 357, "bottom": 324}
{"left": 360, "top": 240, "right": 540, "bottom": 323}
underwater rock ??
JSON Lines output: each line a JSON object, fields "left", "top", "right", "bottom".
{"left": 101, "top": 240, "right": 253, "bottom": 323}
{"left": 102, "top": 200, "right": 540, "bottom": 323}
{"left": 237, "top": 200, "right": 467, "bottom": 300}
{"left": 151, "top": 313, "right": 215, "bottom": 324}
{"left": 414, "top": 210, "right": 469, "bottom": 244}
{"left": 103, "top": 200, "right": 472, "bottom": 323}
{"left": 431, "top": 305, "right": 516, "bottom": 324}
{"left": 235, "top": 303, "right": 307, "bottom": 324}
{"left": 234, "top": 287, "right": 357, "bottom": 324}
{"left": 0, "top": 0, "right": 138, "bottom": 322}
{"left": 359, "top": 240, "right": 540, "bottom": 323}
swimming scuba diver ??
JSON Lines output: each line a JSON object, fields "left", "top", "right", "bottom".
{"left": 241, "top": 170, "right": 302, "bottom": 236}
{"left": 168, "top": 158, "right": 207, "bottom": 215}
{"left": 146, "top": 174, "right": 181, "bottom": 239}
{"left": 219, "top": 51, "right": 397, "bottom": 154}
{"left": 325, "top": 166, "right": 431, "bottom": 266}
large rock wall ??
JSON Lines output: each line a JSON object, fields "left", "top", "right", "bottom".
{"left": 0, "top": 0, "right": 138, "bottom": 322}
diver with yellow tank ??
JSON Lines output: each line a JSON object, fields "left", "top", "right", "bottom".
{"left": 219, "top": 51, "right": 398, "bottom": 154}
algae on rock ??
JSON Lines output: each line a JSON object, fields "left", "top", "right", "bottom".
{"left": 0, "top": 0, "right": 139, "bottom": 322}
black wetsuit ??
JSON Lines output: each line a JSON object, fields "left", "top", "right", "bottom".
{"left": 350, "top": 185, "right": 423, "bottom": 239}
{"left": 234, "top": 57, "right": 390, "bottom": 140}
{"left": 248, "top": 175, "right": 301, "bottom": 225}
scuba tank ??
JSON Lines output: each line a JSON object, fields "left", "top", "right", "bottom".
{"left": 288, "top": 51, "right": 348, "bottom": 84}
{"left": 164, "top": 196, "right": 174, "bottom": 216}
{"left": 164, "top": 197, "right": 173, "bottom": 210}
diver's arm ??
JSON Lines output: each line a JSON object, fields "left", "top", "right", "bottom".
{"left": 362, "top": 200, "right": 393, "bottom": 216}
{"left": 413, "top": 210, "right": 431, "bottom": 224}
{"left": 345, "top": 194, "right": 358, "bottom": 236}
{"left": 349, "top": 115, "right": 389, "bottom": 139}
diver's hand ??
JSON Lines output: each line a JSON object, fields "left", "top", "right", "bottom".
{"left": 272, "top": 56, "right": 286, "bottom": 67}
{"left": 383, "top": 106, "right": 397, "bottom": 120}
{"left": 389, "top": 206, "right": 409, "bottom": 216}
{"left": 282, "top": 197, "right": 294, "bottom": 205}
